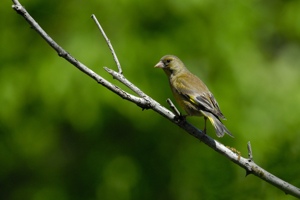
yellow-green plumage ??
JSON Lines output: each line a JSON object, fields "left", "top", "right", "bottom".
{"left": 155, "top": 55, "right": 233, "bottom": 137}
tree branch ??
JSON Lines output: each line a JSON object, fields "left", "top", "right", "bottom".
{"left": 166, "top": 98, "right": 181, "bottom": 117}
{"left": 91, "top": 15, "right": 123, "bottom": 74}
{"left": 12, "top": 0, "right": 300, "bottom": 198}
{"left": 247, "top": 141, "right": 253, "bottom": 161}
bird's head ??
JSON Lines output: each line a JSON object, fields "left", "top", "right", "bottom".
{"left": 154, "top": 55, "right": 186, "bottom": 76}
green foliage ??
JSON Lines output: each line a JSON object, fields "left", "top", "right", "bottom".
{"left": 1, "top": 0, "right": 300, "bottom": 199}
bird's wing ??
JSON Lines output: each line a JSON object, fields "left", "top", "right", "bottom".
{"left": 196, "top": 93, "right": 226, "bottom": 119}
{"left": 174, "top": 74, "right": 226, "bottom": 119}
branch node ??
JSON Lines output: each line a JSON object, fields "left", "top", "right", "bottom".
{"left": 245, "top": 167, "right": 253, "bottom": 177}
{"left": 245, "top": 141, "right": 254, "bottom": 176}
{"left": 12, "top": 3, "right": 24, "bottom": 15}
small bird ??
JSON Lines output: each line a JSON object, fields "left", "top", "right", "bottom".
{"left": 155, "top": 55, "right": 233, "bottom": 137}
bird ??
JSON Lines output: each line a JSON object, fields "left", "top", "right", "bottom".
{"left": 154, "top": 55, "right": 233, "bottom": 137}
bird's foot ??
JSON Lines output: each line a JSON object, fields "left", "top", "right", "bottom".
{"left": 174, "top": 114, "right": 187, "bottom": 123}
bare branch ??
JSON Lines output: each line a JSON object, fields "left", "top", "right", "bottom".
{"left": 166, "top": 98, "right": 181, "bottom": 117}
{"left": 104, "top": 67, "right": 149, "bottom": 99}
{"left": 91, "top": 14, "right": 123, "bottom": 74}
{"left": 11, "top": 0, "right": 147, "bottom": 109}
{"left": 12, "top": 1, "right": 300, "bottom": 198}
{"left": 247, "top": 141, "right": 253, "bottom": 161}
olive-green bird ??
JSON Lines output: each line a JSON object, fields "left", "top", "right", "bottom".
{"left": 155, "top": 55, "right": 233, "bottom": 137}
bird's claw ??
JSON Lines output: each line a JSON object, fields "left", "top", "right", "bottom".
{"left": 174, "top": 114, "right": 186, "bottom": 123}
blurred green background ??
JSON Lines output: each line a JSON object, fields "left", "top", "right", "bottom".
{"left": 2, "top": 0, "right": 300, "bottom": 199}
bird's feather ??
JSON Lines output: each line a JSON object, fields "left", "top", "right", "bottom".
{"left": 172, "top": 72, "right": 225, "bottom": 119}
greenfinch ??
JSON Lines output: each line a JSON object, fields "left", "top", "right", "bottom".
{"left": 155, "top": 55, "right": 233, "bottom": 138}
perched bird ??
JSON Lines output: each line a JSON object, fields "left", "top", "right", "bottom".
{"left": 155, "top": 55, "right": 233, "bottom": 137}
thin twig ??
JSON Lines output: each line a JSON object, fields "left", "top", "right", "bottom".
{"left": 12, "top": 1, "right": 300, "bottom": 198}
{"left": 247, "top": 141, "right": 253, "bottom": 161}
{"left": 104, "top": 67, "right": 148, "bottom": 99}
{"left": 166, "top": 98, "right": 181, "bottom": 117}
{"left": 91, "top": 14, "right": 123, "bottom": 74}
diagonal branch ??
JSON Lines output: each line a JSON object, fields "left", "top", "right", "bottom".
{"left": 91, "top": 15, "right": 123, "bottom": 74}
{"left": 166, "top": 98, "right": 181, "bottom": 117}
{"left": 11, "top": 0, "right": 300, "bottom": 198}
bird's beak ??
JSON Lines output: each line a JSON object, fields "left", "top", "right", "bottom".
{"left": 154, "top": 61, "right": 164, "bottom": 68}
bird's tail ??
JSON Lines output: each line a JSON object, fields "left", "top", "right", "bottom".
{"left": 200, "top": 110, "right": 234, "bottom": 138}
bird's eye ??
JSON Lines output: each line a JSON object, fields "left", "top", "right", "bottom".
{"left": 166, "top": 59, "right": 171, "bottom": 64}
